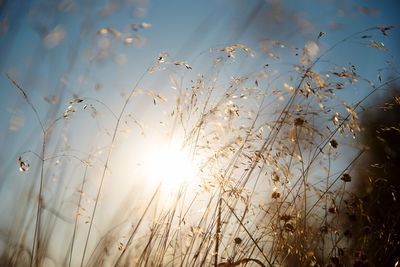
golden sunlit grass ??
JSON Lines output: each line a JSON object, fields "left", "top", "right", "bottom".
{"left": 1, "top": 18, "right": 399, "bottom": 267}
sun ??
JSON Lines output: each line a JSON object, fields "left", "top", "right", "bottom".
{"left": 145, "top": 141, "right": 198, "bottom": 191}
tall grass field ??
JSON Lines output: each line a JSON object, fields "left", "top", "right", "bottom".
{"left": 0, "top": 1, "right": 399, "bottom": 266}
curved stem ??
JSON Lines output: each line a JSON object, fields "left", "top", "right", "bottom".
{"left": 5, "top": 74, "right": 46, "bottom": 267}
{"left": 80, "top": 70, "right": 147, "bottom": 267}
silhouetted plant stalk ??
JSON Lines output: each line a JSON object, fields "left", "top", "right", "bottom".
{"left": 214, "top": 195, "right": 222, "bottom": 267}
{"left": 114, "top": 183, "right": 161, "bottom": 266}
{"left": 5, "top": 74, "right": 47, "bottom": 267}
{"left": 69, "top": 157, "right": 90, "bottom": 267}
{"left": 80, "top": 70, "right": 147, "bottom": 267}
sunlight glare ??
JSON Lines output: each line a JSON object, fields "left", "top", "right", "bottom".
{"left": 145, "top": 142, "right": 197, "bottom": 191}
